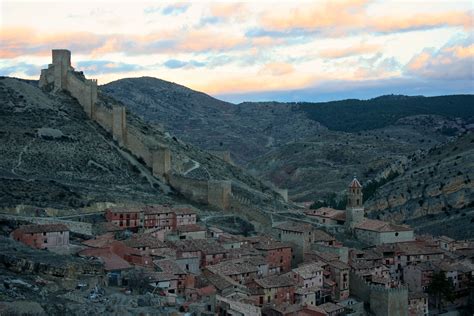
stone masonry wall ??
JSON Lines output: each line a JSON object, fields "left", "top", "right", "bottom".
{"left": 0, "top": 214, "right": 94, "bottom": 236}
{"left": 39, "top": 50, "right": 234, "bottom": 212}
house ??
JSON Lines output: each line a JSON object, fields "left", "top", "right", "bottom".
{"left": 403, "top": 262, "right": 436, "bottom": 292}
{"left": 172, "top": 239, "right": 227, "bottom": 268}
{"left": 216, "top": 294, "right": 261, "bottom": 316}
{"left": 176, "top": 224, "right": 207, "bottom": 240}
{"left": 294, "top": 285, "right": 322, "bottom": 307}
{"left": 253, "top": 274, "right": 297, "bottom": 305}
{"left": 325, "top": 260, "right": 350, "bottom": 300}
{"left": 274, "top": 221, "right": 315, "bottom": 265}
{"left": 123, "top": 233, "right": 169, "bottom": 257}
{"left": 255, "top": 240, "right": 293, "bottom": 273}
{"left": 291, "top": 262, "right": 324, "bottom": 289}
{"left": 206, "top": 259, "right": 259, "bottom": 285}
{"left": 11, "top": 223, "right": 69, "bottom": 250}
{"left": 174, "top": 205, "right": 197, "bottom": 227}
{"left": 155, "top": 259, "right": 194, "bottom": 295}
{"left": 142, "top": 205, "right": 175, "bottom": 231}
{"left": 408, "top": 292, "right": 429, "bottom": 316}
{"left": 305, "top": 207, "right": 346, "bottom": 226}
{"left": 312, "top": 229, "right": 338, "bottom": 247}
{"left": 353, "top": 219, "right": 415, "bottom": 246}
{"left": 105, "top": 206, "right": 142, "bottom": 230}
{"left": 317, "top": 302, "right": 345, "bottom": 316}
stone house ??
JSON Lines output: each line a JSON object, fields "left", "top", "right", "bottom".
{"left": 255, "top": 240, "right": 293, "bottom": 273}
{"left": 403, "top": 262, "right": 436, "bottom": 293}
{"left": 305, "top": 207, "right": 346, "bottom": 226}
{"left": 122, "top": 233, "right": 169, "bottom": 257}
{"left": 253, "top": 274, "right": 296, "bottom": 306}
{"left": 143, "top": 205, "right": 175, "bottom": 231}
{"left": 273, "top": 221, "right": 315, "bottom": 265}
{"left": 326, "top": 260, "right": 350, "bottom": 301}
{"left": 206, "top": 259, "right": 259, "bottom": 285}
{"left": 12, "top": 223, "right": 69, "bottom": 250}
{"left": 175, "top": 224, "right": 207, "bottom": 240}
{"left": 174, "top": 205, "right": 197, "bottom": 227}
{"left": 353, "top": 219, "right": 415, "bottom": 246}
{"left": 291, "top": 262, "right": 324, "bottom": 289}
{"left": 408, "top": 292, "right": 429, "bottom": 316}
{"left": 105, "top": 206, "right": 142, "bottom": 230}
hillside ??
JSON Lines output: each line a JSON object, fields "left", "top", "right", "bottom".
{"left": 0, "top": 77, "right": 288, "bottom": 219}
{"left": 0, "top": 77, "right": 168, "bottom": 209}
{"left": 246, "top": 115, "right": 466, "bottom": 201}
{"left": 298, "top": 94, "right": 474, "bottom": 132}
{"left": 102, "top": 77, "right": 324, "bottom": 164}
{"left": 364, "top": 132, "right": 474, "bottom": 239}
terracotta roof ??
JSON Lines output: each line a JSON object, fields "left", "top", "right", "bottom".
{"left": 197, "top": 285, "right": 216, "bottom": 296}
{"left": 155, "top": 259, "right": 186, "bottom": 275}
{"left": 273, "top": 221, "right": 313, "bottom": 233}
{"left": 312, "top": 229, "right": 336, "bottom": 242}
{"left": 319, "top": 302, "right": 344, "bottom": 313}
{"left": 254, "top": 240, "right": 293, "bottom": 251}
{"left": 82, "top": 233, "right": 115, "bottom": 248}
{"left": 292, "top": 262, "right": 324, "bottom": 279}
{"left": 177, "top": 224, "right": 206, "bottom": 233}
{"left": 123, "top": 234, "right": 166, "bottom": 249}
{"left": 205, "top": 272, "right": 238, "bottom": 291}
{"left": 173, "top": 205, "right": 197, "bottom": 215}
{"left": 354, "top": 219, "right": 413, "bottom": 232}
{"left": 328, "top": 260, "right": 350, "bottom": 270}
{"left": 143, "top": 205, "right": 172, "bottom": 215}
{"left": 172, "top": 239, "right": 226, "bottom": 255}
{"left": 255, "top": 274, "right": 296, "bottom": 289}
{"left": 107, "top": 206, "right": 142, "bottom": 213}
{"left": 16, "top": 223, "right": 69, "bottom": 234}
{"left": 349, "top": 177, "right": 362, "bottom": 188}
{"left": 305, "top": 207, "right": 346, "bottom": 222}
{"left": 207, "top": 260, "right": 258, "bottom": 276}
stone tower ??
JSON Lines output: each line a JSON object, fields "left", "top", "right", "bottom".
{"left": 345, "top": 176, "right": 364, "bottom": 230}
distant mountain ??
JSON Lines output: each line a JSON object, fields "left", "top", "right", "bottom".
{"left": 102, "top": 77, "right": 324, "bottom": 164}
{"left": 297, "top": 94, "right": 474, "bottom": 132}
{"left": 364, "top": 132, "right": 474, "bottom": 239}
{"left": 103, "top": 77, "right": 473, "bottom": 203}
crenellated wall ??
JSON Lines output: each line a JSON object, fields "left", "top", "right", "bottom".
{"left": 39, "top": 49, "right": 239, "bottom": 213}
{"left": 350, "top": 272, "right": 408, "bottom": 316}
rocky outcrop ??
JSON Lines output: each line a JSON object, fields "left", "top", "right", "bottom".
{"left": 365, "top": 132, "right": 474, "bottom": 238}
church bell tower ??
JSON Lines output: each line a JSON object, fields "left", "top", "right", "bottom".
{"left": 345, "top": 176, "right": 364, "bottom": 230}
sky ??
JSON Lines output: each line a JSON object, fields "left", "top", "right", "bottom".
{"left": 0, "top": 0, "right": 473, "bottom": 103}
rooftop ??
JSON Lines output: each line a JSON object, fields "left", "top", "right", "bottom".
{"left": 305, "top": 207, "right": 346, "bottom": 222}
{"left": 349, "top": 177, "right": 362, "bottom": 189}
{"left": 355, "top": 219, "right": 413, "bottom": 232}
{"left": 292, "top": 262, "right": 324, "bottom": 279}
{"left": 16, "top": 223, "right": 69, "bottom": 234}
{"left": 255, "top": 274, "right": 296, "bottom": 289}
{"left": 123, "top": 234, "right": 166, "bottom": 249}
{"left": 207, "top": 260, "right": 258, "bottom": 276}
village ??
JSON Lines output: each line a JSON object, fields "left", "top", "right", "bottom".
{"left": 2, "top": 177, "right": 473, "bottom": 316}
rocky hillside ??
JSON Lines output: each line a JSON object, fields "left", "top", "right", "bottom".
{"left": 0, "top": 77, "right": 287, "bottom": 215}
{"left": 0, "top": 77, "right": 169, "bottom": 209}
{"left": 102, "top": 77, "right": 324, "bottom": 164}
{"left": 365, "top": 132, "right": 474, "bottom": 239}
{"left": 103, "top": 78, "right": 473, "bottom": 202}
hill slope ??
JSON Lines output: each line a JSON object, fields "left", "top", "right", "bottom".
{"left": 0, "top": 77, "right": 169, "bottom": 209}
{"left": 102, "top": 77, "right": 324, "bottom": 164}
{"left": 0, "top": 77, "right": 288, "bottom": 217}
{"left": 364, "top": 132, "right": 474, "bottom": 239}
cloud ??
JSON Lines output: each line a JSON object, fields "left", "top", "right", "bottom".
{"left": 258, "top": 62, "right": 295, "bottom": 76}
{"left": 161, "top": 3, "right": 190, "bottom": 16}
{"left": 319, "top": 43, "right": 380, "bottom": 59}
{"left": 0, "top": 62, "right": 42, "bottom": 76}
{"left": 405, "top": 41, "right": 474, "bottom": 80}
{"left": 76, "top": 60, "right": 144, "bottom": 74}
{"left": 371, "top": 11, "right": 472, "bottom": 33}
{"left": 0, "top": 27, "right": 248, "bottom": 58}
{"left": 257, "top": 1, "right": 471, "bottom": 37}
{"left": 163, "top": 59, "right": 206, "bottom": 69}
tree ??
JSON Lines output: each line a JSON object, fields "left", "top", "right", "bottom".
{"left": 427, "top": 271, "right": 456, "bottom": 311}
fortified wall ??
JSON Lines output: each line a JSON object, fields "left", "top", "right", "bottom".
{"left": 349, "top": 272, "right": 408, "bottom": 316}
{"left": 39, "top": 49, "right": 231, "bottom": 210}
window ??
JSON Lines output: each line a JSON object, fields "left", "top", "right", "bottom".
{"left": 395, "top": 232, "right": 399, "bottom": 236}
{"left": 43, "top": 232, "right": 46, "bottom": 236}
{"left": 44, "top": 239, "right": 47, "bottom": 243}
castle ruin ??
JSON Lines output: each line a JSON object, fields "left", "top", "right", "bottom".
{"left": 39, "top": 50, "right": 236, "bottom": 211}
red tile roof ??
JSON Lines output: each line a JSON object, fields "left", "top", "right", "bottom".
{"left": 349, "top": 177, "right": 362, "bottom": 188}
{"left": 355, "top": 219, "right": 412, "bottom": 232}
{"left": 16, "top": 223, "right": 69, "bottom": 234}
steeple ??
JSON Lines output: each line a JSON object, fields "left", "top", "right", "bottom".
{"left": 347, "top": 176, "right": 363, "bottom": 209}
{"left": 345, "top": 176, "right": 365, "bottom": 230}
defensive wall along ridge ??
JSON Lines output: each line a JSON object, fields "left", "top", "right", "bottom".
{"left": 38, "top": 49, "right": 261, "bottom": 214}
